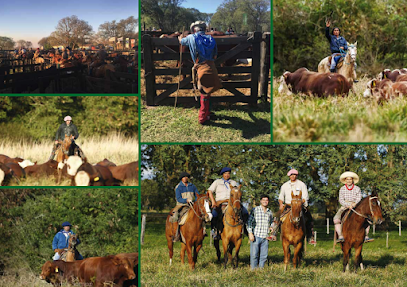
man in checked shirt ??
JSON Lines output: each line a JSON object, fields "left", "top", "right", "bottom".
{"left": 334, "top": 171, "right": 374, "bottom": 243}
{"left": 247, "top": 194, "right": 275, "bottom": 269}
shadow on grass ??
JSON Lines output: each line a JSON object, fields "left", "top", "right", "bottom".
{"left": 208, "top": 105, "right": 271, "bottom": 140}
{"left": 364, "top": 254, "right": 406, "bottom": 267}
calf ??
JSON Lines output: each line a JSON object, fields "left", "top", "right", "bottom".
{"left": 5, "top": 162, "right": 25, "bottom": 179}
{"left": 115, "top": 252, "right": 138, "bottom": 287}
{"left": 40, "top": 260, "right": 83, "bottom": 285}
{"left": 0, "top": 154, "right": 24, "bottom": 164}
{"left": 378, "top": 68, "right": 407, "bottom": 81}
{"left": 74, "top": 161, "right": 115, "bottom": 186}
{"left": 24, "top": 160, "right": 58, "bottom": 178}
{"left": 0, "top": 162, "right": 15, "bottom": 186}
{"left": 363, "top": 78, "right": 407, "bottom": 103}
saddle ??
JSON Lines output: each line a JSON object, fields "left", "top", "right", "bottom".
{"left": 177, "top": 206, "right": 190, "bottom": 226}
{"left": 280, "top": 206, "right": 291, "bottom": 223}
{"left": 327, "top": 56, "right": 344, "bottom": 69}
{"left": 340, "top": 208, "right": 352, "bottom": 224}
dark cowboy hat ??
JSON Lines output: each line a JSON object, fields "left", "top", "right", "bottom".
{"left": 62, "top": 221, "right": 72, "bottom": 227}
{"left": 179, "top": 172, "right": 190, "bottom": 180}
{"left": 219, "top": 167, "right": 232, "bottom": 175}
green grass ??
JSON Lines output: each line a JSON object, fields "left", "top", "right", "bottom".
{"left": 273, "top": 77, "right": 407, "bottom": 142}
{"left": 141, "top": 223, "right": 407, "bottom": 286}
{"left": 141, "top": 103, "right": 271, "bottom": 143}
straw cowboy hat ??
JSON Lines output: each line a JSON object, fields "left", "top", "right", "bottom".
{"left": 190, "top": 21, "right": 206, "bottom": 32}
{"left": 340, "top": 171, "right": 359, "bottom": 184}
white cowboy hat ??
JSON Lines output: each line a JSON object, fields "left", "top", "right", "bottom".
{"left": 190, "top": 21, "right": 206, "bottom": 32}
{"left": 340, "top": 171, "right": 359, "bottom": 184}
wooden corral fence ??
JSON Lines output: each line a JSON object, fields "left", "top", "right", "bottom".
{"left": 143, "top": 31, "right": 270, "bottom": 106}
{"left": 85, "top": 69, "right": 138, "bottom": 93}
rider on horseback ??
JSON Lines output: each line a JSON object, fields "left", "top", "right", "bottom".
{"left": 325, "top": 20, "right": 348, "bottom": 73}
{"left": 278, "top": 169, "right": 316, "bottom": 245}
{"left": 52, "top": 221, "right": 83, "bottom": 260}
{"left": 49, "top": 115, "right": 82, "bottom": 160}
{"left": 208, "top": 167, "right": 249, "bottom": 240}
{"left": 89, "top": 46, "right": 108, "bottom": 75}
{"left": 334, "top": 172, "right": 374, "bottom": 243}
{"left": 169, "top": 172, "right": 200, "bottom": 223}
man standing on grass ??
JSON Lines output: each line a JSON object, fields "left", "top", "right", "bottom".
{"left": 247, "top": 194, "right": 274, "bottom": 269}
{"left": 178, "top": 21, "right": 222, "bottom": 125}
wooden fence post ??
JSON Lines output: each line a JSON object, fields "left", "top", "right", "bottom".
{"left": 249, "top": 31, "right": 262, "bottom": 105}
{"left": 259, "top": 32, "right": 270, "bottom": 102}
{"left": 373, "top": 224, "right": 375, "bottom": 235}
{"left": 141, "top": 214, "right": 147, "bottom": 245}
{"left": 399, "top": 220, "right": 401, "bottom": 236}
{"left": 386, "top": 231, "right": 389, "bottom": 248}
{"left": 327, "top": 218, "right": 329, "bottom": 234}
{"left": 143, "top": 34, "right": 157, "bottom": 106}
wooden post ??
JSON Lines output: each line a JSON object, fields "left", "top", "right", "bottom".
{"left": 143, "top": 34, "right": 157, "bottom": 106}
{"left": 249, "top": 32, "right": 262, "bottom": 105}
{"left": 314, "top": 231, "right": 317, "bottom": 247}
{"left": 386, "top": 232, "right": 389, "bottom": 248}
{"left": 373, "top": 224, "right": 375, "bottom": 235}
{"left": 327, "top": 218, "right": 329, "bottom": 234}
{"left": 141, "top": 214, "right": 147, "bottom": 245}
{"left": 399, "top": 220, "right": 401, "bottom": 236}
{"left": 258, "top": 32, "right": 270, "bottom": 102}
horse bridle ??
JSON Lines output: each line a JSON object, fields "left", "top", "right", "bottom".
{"left": 343, "top": 45, "right": 356, "bottom": 66}
{"left": 350, "top": 196, "right": 378, "bottom": 224}
{"left": 224, "top": 195, "right": 243, "bottom": 228}
{"left": 289, "top": 198, "right": 303, "bottom": 226}
{"left": 188, "top": 196, "right": 209, "bottom": 221}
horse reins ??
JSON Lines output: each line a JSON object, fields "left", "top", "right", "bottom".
{"left": 224, "top": 197, "right": 243, "bottom": 228}
{"left": 350, "top": 196, "right": 378, "bottom": 224}
{"left": 289, "top": 198, "right": 303, "bottom": 226}
{"left": 188, "top": 196, "right": 208, "bottom": 221}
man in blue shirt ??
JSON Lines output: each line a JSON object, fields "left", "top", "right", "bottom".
{"left": 169, "top": 172, "right": 200, "bottom": 223}
{"left": 325, "top": 20, "right": 348, "bottom": 72}
{"left": 178, "top": 21, "right": 222, "bottom": 125}
{"left": 52, "top": 221, "right": 83, "bottom": 260}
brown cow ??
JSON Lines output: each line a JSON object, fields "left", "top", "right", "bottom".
{"left": 115, "top": 252, "right": 138, "bottom": 287}
{"left": 74, "top": 161, "right": 116, "bottom": 186}
{"left": 78, "top": 255, "right": 136, "bottom": 287}
{"left": 5, "top": 162, "right": 25, "bottom": 179}
{"left": 363, "top": 78, "right": 393, "bottom": 103}
{"left": 390, "top": 81, "right": 407, "bottom": 98}
{"left": 0, "top": 154, "right": 24, "bottom": 164}
{"left": 24, "top": 160, "right": 58, "bottom": 178}
{"left": 279, "top": 68, "right": 352, "bottom": 97}
{"left": 0, "top": 162, "right": 16, "bottom": 186}
{"left": 378, "top": 68, "right": 407, "bottom": 81}
{"left": 96, "top": 159, "right": 138, "bottom": 184}
{"left": 40, "top": 260, "right": 83, "bottom": 285}
{"left": 396, "top": 74, "right": 407, "bottom": 82}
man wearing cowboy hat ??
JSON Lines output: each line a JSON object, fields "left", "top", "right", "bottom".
{"left": 178, "top": 21, "right": 222, "bottom": 125}
{"left": 334, "top": 171, "right": 374, "bottom": 243}
{"left": 169, "top": 172, "right": 200, "bottom": 223}
{"left": 49, "top": 115, "right": 81, "bottom": 160}
{"left": 52, "top": 221, "right": 83, "bottom": 260}
{"left": 279, "top": 169, "right": 316, "bottom": 245}
{"left": 207, "top": 167, "right": 249, "bottom": 239}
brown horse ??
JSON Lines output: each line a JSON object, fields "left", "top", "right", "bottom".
{"left": 165, "top": 194, "right": 211, "bottom": 270}
{"left": 340, "top": 194, "right": 384, "bottom": 272}
{"left": 214, "top": 184, "right": 243, "bottom": 269}
{"left": 281, "top": 191, "right": 305, "bottom": 271}
{"left": 55, "top": 135, "right": 72, "bottom": 183}
{"left": 65, "top": 233, "right": 79, "bottom": 262}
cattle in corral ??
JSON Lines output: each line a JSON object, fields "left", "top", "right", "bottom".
{"left": 24, "top": 160, "right": 58, "bottom": 178}
{"left": 363, "top": 78, "right": 395, "bottom": 103}
{"left": 74, "top": 161, "right": 115, "bottom": 186}
{"left": 115, "top": 252, "right": 138, "bottom": 287}
{"left": 378, "top": 68, "right": 407, "bottom": 81}
{"left": 0, "top": 154, "right": 24, "bottom": 164}
{"left": 96, "top": 158, "right": 117, "bottom": 167}
{"left": 18, "top": 159, "right": 35, "bottom": 168}
{"left": 390, "top": 81, "right": 407, "bottom": 98}
{"left": 109, "top": 162, "right": 138, "bottom": 183}
{"left": 396, "top": 74, "right": 407, "bottom": 82}
{"left": 65, "top": 156, "right": 84, "bottom": 177}
{"left": 5, "top": 162, "right": 25, "bottom": 179}
{"left": 278, "top": 68, "right": 352, "bottom": 97}
{"left": 40, "top": 260, "right": 83, "bottom": 285}
{"left": 78, "top": 255, "right": 136, "bottom": 287}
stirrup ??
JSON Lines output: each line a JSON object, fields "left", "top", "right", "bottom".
{"left": 337, "top": 237, "right": 344, "bottom": 243}
{"left": 364, "top": 237, "right": 374, "bottom": 243}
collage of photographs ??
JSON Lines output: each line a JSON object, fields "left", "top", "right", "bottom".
{"left": 1, "top": 0, "right": 407, "bottom": 286}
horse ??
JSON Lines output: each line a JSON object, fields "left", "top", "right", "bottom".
{"left": 338, "top": 194, "right": 384, "bottom": 272}
{"left": 318, "top": 42, "right": 357, "bottom": 83}
{"left": 214, "top": 184, "right": 244, "bottom": 269}
{"left": 55, "top": 135, "right": 72, "bottom": 183}
{"left": 165, "top": 194, "right": 212, "bottom": 270}
{"left": 55, "top": 233, "right": 79, "bottom": 262}
{"left": 281, "top": 191, "right": 305, "bottom": 271}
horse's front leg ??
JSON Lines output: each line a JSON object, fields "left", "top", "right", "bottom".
{"left": 214, "top": 239, "right": 221, "bottom": 262}
{"left": 222, "top": 237, "right": 230, "bottom": 269}
{"left": 180, "top": 242, "right": 186, "bottom": 265}
{"left": 354, "top": 243, "right": 364, "bottom": 272}
{"left": 292, "top": 241, "right": 303, "bottom": 269}
{"left": 193, "top": 242, "right": 202, "bottom": 264}
{"left": 233, "top": 237, "right": 242, "bottom": 269}
{"left": 282, "top": 238, "right": 290, "bottom": 271}
{"left": 185, "top": 241, "right": 195, "bottom": 270}
{"left": 341, "top": 242, "right": 351, "bottom": 272}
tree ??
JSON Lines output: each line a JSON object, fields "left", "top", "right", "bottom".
{"left": 0, "top": 36, "right": 15, "bottom": 50}
{"left": 54, "top": 15, "right": 93, "bottom": 48}
{"left": 16, "top": 39, "right": 27, "bottom": 48}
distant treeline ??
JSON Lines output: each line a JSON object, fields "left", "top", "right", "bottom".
{"left": 273, "top": 0, "right": 407, "bottom": 76}
{"left": 0, "top": 188, "right": 138, "bottom": 274}
{"left": 0, "top": 97, "right": 138, "bottom": 141}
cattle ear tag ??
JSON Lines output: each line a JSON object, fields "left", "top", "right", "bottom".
{"left": 94, "top": 177, "right": 100, "bottom": 181}
{"left": 384, "top": 74, "right": 387, "bottom": 79}
{"left": 55, "top": 267, "right": 59, "bottom": 273}
{"left": 372, "top": 81, "right": 376, "bottom": 87}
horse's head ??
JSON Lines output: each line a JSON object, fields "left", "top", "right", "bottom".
{"left": 196, "top": 193, "right": 212, "bottom": 222}
{"left": 290, "top": 190, "right": 303, "bottom": 226}
{"left": 68, "top": 233, "right": 78, "bottom": 247}
{"left": 347, "top": 42, "right": 357, "bottom": 62}
{"left": 229, "top": 184, "right": 242, "bottom": 213}
{"left": 369, "top": 194, "right": 384, "bottom": 225}
{"left": 62, "top": 135, "right": 72, "bottom": 151}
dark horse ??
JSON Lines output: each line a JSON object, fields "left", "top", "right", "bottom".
{"left": 214, "top": 184, "right": 244, "bottom": 269}
{"left": 165, "top": 194, "right": 211, "bottom": 270}
{"left": 281, "top": 191, "right": 305, "bottom": 271}
{"left": 339, "top": 194, "right": 384, "bottom": 272}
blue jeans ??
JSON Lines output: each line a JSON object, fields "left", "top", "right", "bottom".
{"left": 250, "top": 236, "right": 269, "bottom": 269}
{"left": 330, "top": 54, "right": 342, "bottom": 70}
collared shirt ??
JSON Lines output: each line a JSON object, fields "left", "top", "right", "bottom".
{"left": 339, "top": 185, "right": 362, "bottom": 207}
{"left": 208, "top": 178, "right": 238, "bottom": 201}
{"left": 175, "top": 181, "right": 199, "bottom": 204}
{"left": 246, "top": 206, "right": 273, "bottom": 238}
{"left": 180, "top": 31, "right": 217, "bottom": 63}
{"left": 279, "top": 179, "right": 309, "bottom": 207}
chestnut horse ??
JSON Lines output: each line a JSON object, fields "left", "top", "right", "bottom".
{"left": 55, "top": 233, "right": 79, "bottom": 262}
{"left": 214, "top": 184, "right": 243, "bottom": 269}
{"left": 165, "top": 194, "right": 211, "bottom": 270}
{"left": 339, "top": 194, "right": 384, "bottom": 272}
{"left": 55, "top": 135, "right": 72, "bottom": 183}
{"left": 281, "top": 191, "right": 305, "bottom": 271}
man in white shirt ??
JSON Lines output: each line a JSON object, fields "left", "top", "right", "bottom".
{"left": 279, "top": 169, "right": 316, "bottom": 245}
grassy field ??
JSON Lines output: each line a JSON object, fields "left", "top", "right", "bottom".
{"left": 273, "top": 77, "right": 407, "bottom": 142}
{"left": 0, "top": 133, "right": 138, "bottom": 186}
{"left": 141, "top": 222, "right": 407, "bottom": 287}
{"left": 140, "top": 61, "right": 271, "bottom": 143}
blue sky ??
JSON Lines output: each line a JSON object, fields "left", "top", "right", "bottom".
{"left": 182, "top": 0, "right": 225, "bottom": 13}
{"left": 0, "top": 0, "right": 138, "bottom": 47}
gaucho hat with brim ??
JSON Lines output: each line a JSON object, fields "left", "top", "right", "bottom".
{"left": 340, "top": 171, "right": 359, "bottom": 184}
{"left": 190, "top": 21, "right": 207, "bottom": 32}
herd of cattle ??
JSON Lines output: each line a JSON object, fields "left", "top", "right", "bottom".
{"left": 0, "top": 154, "right": 138, "bottom": 186}
{"left": 278, "top": 67, "right": 407, "bottom": 103}
{"left": 40, "top": 252, "right": 138, "bottom": 286}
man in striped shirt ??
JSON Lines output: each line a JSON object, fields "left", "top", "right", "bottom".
{"left": 334, "top": 171, "right": 373, "bottom": 243}
{"left": 247, "top": 194, "right": 274, "bottom": 269}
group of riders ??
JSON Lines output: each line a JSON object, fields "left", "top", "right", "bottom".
{"left": 169, "top": 167, "right": 373, "bottom": 267}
